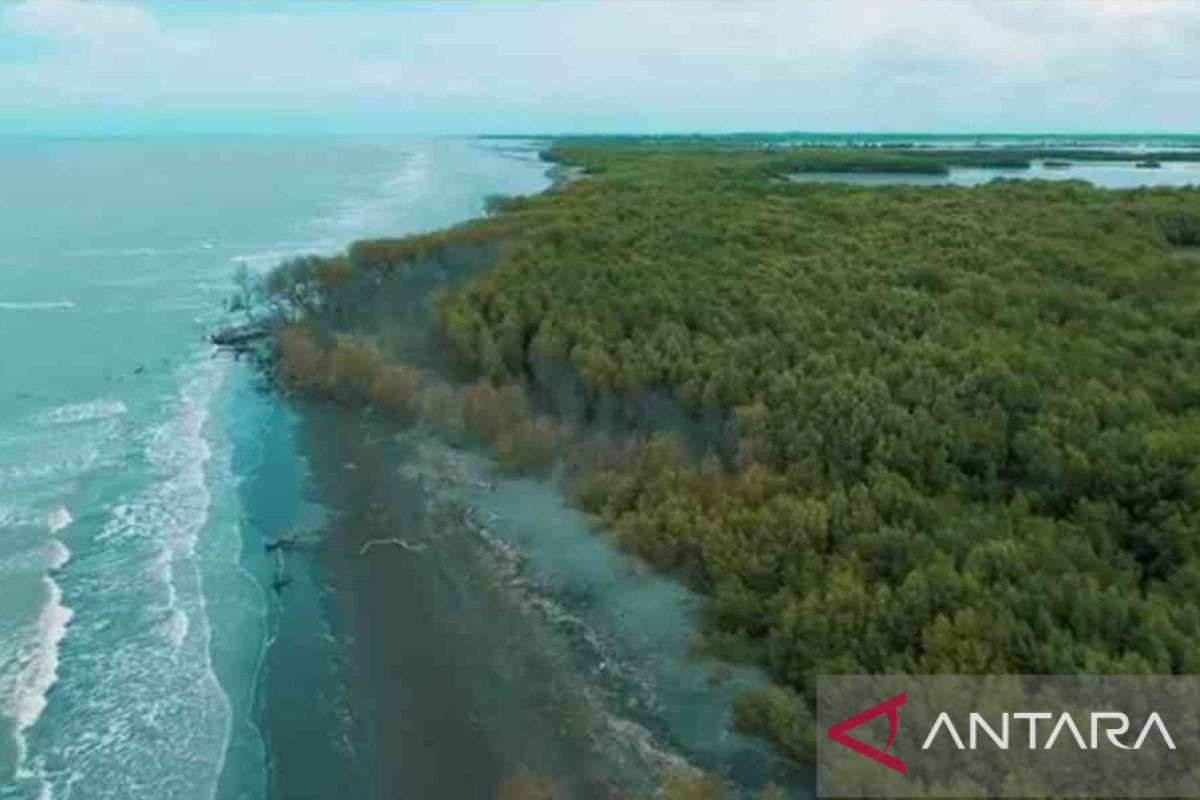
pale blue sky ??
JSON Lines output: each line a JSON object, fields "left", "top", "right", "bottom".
{"left": 1, "top": 0, "right": 1198, "bottom": 136}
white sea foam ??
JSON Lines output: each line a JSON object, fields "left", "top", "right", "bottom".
{"left": 0, "top": 535, "right": 74, "bottom": 800}
{"left": 0, "top": 402, "right": 123, "bottom": 507}
{"left": 46, "top": 507, "right": 73, "bottom": 534}
{"left": 315, "top": 150, "right": 431, "bottom": 239}
{"left": 32, "top": 354, "right": 235, "bottom": 797}
{"left": 229, "top": 244, "right": 326, "bottom": 273}
{"left": 74, "top": 243, "right": 222, "bottom": 266}
{"left": 31, "top": 398, "right": 127, "bottom": 426}
{"left": 0, "top": 543, "right": 71, "bottom": 606}
{"left": 76, "top": 246, "right": 161, "bottom": 257}
{"left": 0, "top": 301, "right": 75, "bottom": 311}
{"left": 0, "top": 448, "right": 104, "bottom": 488}
{"left": 161, "top": 608, "right": 190, "bottom": 649}
{"left": 74, "top": 245, "right": 209, "bottom": 258}
{"left": 229, "top": 154, "right": 433, "bottom": 276}
{"left": 100, "top": 360, "right": 219, "bottom": 648}
{"left": 7, "top": 575, "right": 74, "bottom": 739}
{"left": 47, "top": 539, "right": 70, "bottom": 572}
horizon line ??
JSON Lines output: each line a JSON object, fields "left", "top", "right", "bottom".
{"left": 1, "top": 129, "right": 1199, "bottom": 142}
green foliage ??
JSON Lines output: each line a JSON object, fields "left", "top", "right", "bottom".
{"left": 325, "top": 336, "right": 384, "bottom": 403}
{"left": 272, "top": 328, "right": 559, "bottom": 472}
{"left": 656, "top": 772, "right": 731, "bottom": 800}
{"left": 371, "top": 363, "right": 420, "bottom": 421}
{"left": 348, "top": 220, "right": 513, "bottom": 273}
{"left": 274, "top": 326, "right": 402, "bottom": 411}
{"left": 1155, "top": 209, "right": 1200, "bottom": 246}
{"left": 432, "top": 146, "right": 1200, "bottom": 753}
{"left": 732, "top": 684, "right": 814, "bottom": 762}
{"left": 274, "top": 324, "right": 328, "bottom": 390}
{"left": 268, "top": 143, "right": 1200, "bottom": 762}
{"left": 349, "top": 236, "right": 440, "bottom": 272}
{"left": 496, "top": 771, "right": 560, "bottom": 800}
{"left": 263, "top": 256, "right": 328, "bottom": 318}
{"left": 462, "top": 381, "right": 562, "bottom": 471}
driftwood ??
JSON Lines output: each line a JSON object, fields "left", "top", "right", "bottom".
{"left": 265, "top": 533, "right": 320, "bottom": 553}
{"left": 358, "top": 537, "right": 427, "bottom": 556}
{"left": 210, "top": 323, "right": 269, "bottom": 349}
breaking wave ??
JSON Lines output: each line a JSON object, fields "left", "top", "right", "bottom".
{"left": 0, "top": 301, "right": 74, "bottom": 311}
{"left": 30, "top": 399, "right": 127, "bottom": 427}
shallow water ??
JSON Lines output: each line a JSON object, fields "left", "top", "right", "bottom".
{"left": 284, "top": 408, "right": 806, "bottom": 798}
{"left": 788, "top": 159, "right": 1200, "bottom": 188}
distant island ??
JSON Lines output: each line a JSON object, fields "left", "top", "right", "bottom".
{"left": 245, "top": 142, "right": 1200, "bottom": 773}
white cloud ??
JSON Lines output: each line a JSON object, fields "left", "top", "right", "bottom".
{"left": 4, "top": 0, "right": 196, "bottom": 50}
{"left": 0, "top": 0, "right": 1197, "bottom": 133}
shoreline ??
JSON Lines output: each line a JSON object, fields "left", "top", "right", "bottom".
{"left": 292, "top": 407, "right": 639, "bottom": 798}
{"left": 238, "top": 139, "right": 810, "bottom": 797}
{"left": 254, "top": 398, "right": 807, "bottom": 797}
{"left": 227, "top": 137, "right": 630, "bottom": 799}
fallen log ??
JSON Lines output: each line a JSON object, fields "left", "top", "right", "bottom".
{"left": 210, "top": 322, "right": 270, "bottom": 349}
{"left": 359, "top": 537, "right": 427, "bottom": 556}
{"left": 265, "top": 532, "right": 321, "bottom": 552}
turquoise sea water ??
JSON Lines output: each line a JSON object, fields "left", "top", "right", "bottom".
{"left": 0, "top": 137, "right": 549, "bottom": 799}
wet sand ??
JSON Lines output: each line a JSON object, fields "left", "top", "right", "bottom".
{"left": 292, "top": 407, "right": 653, "bottom": 799}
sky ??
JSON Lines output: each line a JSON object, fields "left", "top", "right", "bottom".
{"left": 0, "top": 0, "right": 1198, "bottom": 136}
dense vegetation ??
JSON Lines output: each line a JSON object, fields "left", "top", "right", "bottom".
{"left": 262, "top": 144, "right": 1200, "bottom": 762}
{"left": 526, "top": 136, "right": 1200, "bottom": 172}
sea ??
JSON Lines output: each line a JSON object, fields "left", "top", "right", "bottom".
{"left": 0, "top": 135, "right": 1196, "bottom": 800}
{"left": 0, "top": 137, "right": 549, "bottom": 800}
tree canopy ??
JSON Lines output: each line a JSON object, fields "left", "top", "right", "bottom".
{"left": 265, "top": 143, "right": 1200, "bottom": 760}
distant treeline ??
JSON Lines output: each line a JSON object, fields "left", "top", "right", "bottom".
{"left": 536, "top": 140, "right": 1200, "bottom": 174}
{"left": 259, "top": 144, "right": 1200, "bottom": 763}
{"left": 515, "top": 132, "right": 1200, "bottom": 154}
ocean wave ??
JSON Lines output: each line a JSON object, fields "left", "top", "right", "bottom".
{"left": 4, "top": 572, "right": 74, "bottom": 770}
{"left": 0, "top": 518, "right": 72, "bottom": 575}
{"left": 27, "top": 354, "right": 235, "bottom": 798}
{"left": 47, "top": 539, "right": 70, "bottom": 572}
{"left": 0, "top": 452, "right": 104, "bottom": 489}
{"left": 144, "top": 547, "right": 191, "bottom": 649}
{"left": 75, "top": 246, "right": 161, "bottom": 257}
{"left": 99, "top": 360, "right": 220, "bottom": 636}
{"left": 31, "top": 399, "right": 127, "bottom": 427}
{"left": 229, "top": 244, "right": 329, "bottom": 273}
{"left": 74, "top": 245, "right": 215, "bottom": 258}
{"left": 46, "top": 507, "right": 73, "bottom": 534}
{"left": 0, "top": 416, "right": 118, "bottom": 513}
{"left": 160, "top": 608, "right": 190, "bottom": 649}
{"left": 229, "top": 152, "right": 435, "bottom": 272}
{"left": 0, "top": 301, "right": 75, "bottom": 311}
{"left": 0, "top": 531, "right": 74, "bottom": 800}
{"left": 313, "top": 150, "right": 430, "bottom": 239}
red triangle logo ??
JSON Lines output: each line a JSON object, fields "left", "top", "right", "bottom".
{"left": 826, "top": 692, "right": 907, "bottom": 774}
